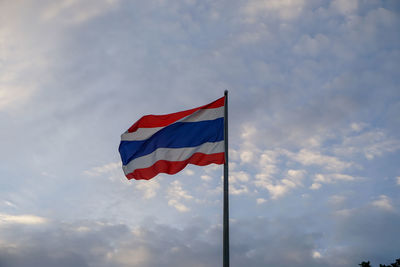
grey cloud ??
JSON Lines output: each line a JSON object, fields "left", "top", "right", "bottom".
{"left": 329, "top": 206, "right": 400, "bottom": 265}
{"left": 1, "top": 212, "right": 399, "bottom": 267}
{"left": 0, "top": 217, "right": 319, "bottom": 267}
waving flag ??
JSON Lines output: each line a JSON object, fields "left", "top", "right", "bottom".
{"left": 119, "top": 96, "right": 225, "bottom": 180}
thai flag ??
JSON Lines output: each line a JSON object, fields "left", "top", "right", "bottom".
{"left": 119, "top": 96, "right": 225, "bottom": 180}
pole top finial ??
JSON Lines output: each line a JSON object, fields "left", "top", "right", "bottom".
{"left": 224, "top": 90, "right": 228, "bottom": 96}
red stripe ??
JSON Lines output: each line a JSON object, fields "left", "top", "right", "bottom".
{"left": 128, "top": 96, "right": 225, "bottom": 133}
{"left": 125, "top": 152, "right": 225, "bottom": 180}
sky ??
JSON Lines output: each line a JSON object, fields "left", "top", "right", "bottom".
{"left": 1, "top": 0, "right": 400, "bottom": 266}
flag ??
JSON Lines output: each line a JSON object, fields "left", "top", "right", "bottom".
{"left": 119, "top": 96, "right": 225, "bottom": 180}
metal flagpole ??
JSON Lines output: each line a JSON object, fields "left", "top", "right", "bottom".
{"left": 223, "top": 90, "right": 229, "bottom": 267}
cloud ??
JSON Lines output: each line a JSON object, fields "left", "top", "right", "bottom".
{"left": 0, "top": 220, "right": 128, "bottom": 267}
{"left": 111, "top": 245, "right": 150, "bottom": 266}
{"left": 293, "top": 34, "right": 330, "bottom": 57}
{"left": 371, "top": 195, "right": 394, "bottom": 212}
{"left": 41, "top": 0, "right": 120, "bottom": 25}
{"left": 84, "top": 162, "right": 120, "bottom": 176}
{"left": 256, "top": 169, "right": 305, "bottom": 199}
{"left": 310, "top": 173, "right": 356, "bottom": 190}
{"left": 350, "top": 122, "right": 367, "bottom": 133}
{"left": 201, "top": 175, "right": 212, "bottom": 182}
{"left": 230, "top": 184, "right": 249, "bottom": 195}
{"left": 0, "top": 219, "right": 222, "bottom": 267}
{"left": 334, "top": 128, "right": 400, "bottom": 160}
{"left": 0, "top": 213, "right": 47, "bottom": 225}
{"left": 135, "top": 180, "right": 160, "bottom": 200}
{"left": 244, "top": 0, "right": 306, "bottom": 22}
{"left": 330, "top": 0, "right": 358, "bottom": 15}
{"left": 0, "top": 205, "right": 399, "bottom": 267}
{"left": 397, "top": 176, "right": 400, "bottom": 186}
{"left": 183, "top": 169, "right": 195, "bottom": 176}
{"left": 0, "top": 217, "right": 336, "bottom": 267}
{"left": 330, "top": 204, "right": 400, "bottom": 264}
{"left": 312, "top": 250, "right": 322, "bottom": 259}
{"left": 313, "top": 173, "right": 355, "bottom": 186}
{"left": 287, "top": 149, "right": 353, "bottom": 172}
{"left": 84, "top": 162, "right": 124, "bottom": 182}
{"left": 1, "top": 201, "right": 17, "bottom": 209}
{"left": 0, "top": 17, "right": 43, "bottom": 112}
{"left": 328, "top": 195, "right": 347, "bottom": 206}
{"left": 310, "top": 183, "right": 322, "bottom": 190}
{"left": 229, "top": 171, "right": 250, "bottom": 183}
{"left": 167, "top": 180, "right": 193, "bottom": 212}
{"left": 256, "top": 198, "right": 267, "bottom": 205}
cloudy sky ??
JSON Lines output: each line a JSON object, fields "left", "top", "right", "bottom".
{"left": 1, "top": 0, "right": 400, "bottom": 266}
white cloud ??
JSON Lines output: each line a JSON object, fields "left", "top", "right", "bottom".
{"left": 168, "top": 181, "right": 193, "bottom": 200}
{"left": 84, "top": 162, "right": 120, "bottom": 176}
{"left": 254, "top": 150, "right": 280, "bottom": 184}
{"left": 228, "top": 171, "right": 251, "bottom": 195}
{"left": 255, "top": 169, "right": 305, "bottom": 199}
{"left": 329, "top": 195, "right": 347, "bottom": 206}
{"left": 264, "top": 183, "right": 290, "bottom": 199}
{"left": 136, "top": 180, "right": 160, "bottom": 199}
{"left": 2, "top": 200, "right": 17, "bottom": 209}
{"left": 244, "top": 0, "right": 305, "bottom": 22}
{"left": 312, "top": 250, "right": 322, "bottom": 259}
{"left": 256, "top": 198, "right": 267, "bottom": 204}
{"left": 183, "top": 169, "right": 195, "bottom": 176}
{"left": 311, "top": 173, "right": 355, "bottom": 190}
{"left": 310, "top": 183, "right": 322, "bottom": 190}
{"left": 292, "top": 34, "right": 330, "bottom": 57}
{"left": 230, "top": 171, "right": 250, "bottom": 184}
{"left": 110, "top": 246, "right": 151, "bottom": 266}
{"left": 371, "top": 195, "right": 394, "bottom": 211}
{"left": 41, "top": 0, "right": 120, "bottom": 25}
{"left": 241, "top": 124, "right": 258, "bottom": 141}
{"left": 0, "top": 84, "right": 35, "bottom": 112}
{"left": 237, "top": 126, "right": 261, "bottom": 165}
{"left": 83, "top": 162, "right": 123, "bottom": 182}
{"left": 0, "top": 27, "right": 42, "bottom": 112}
{"left": 330, "top": 0, "right": 358, "bottom": 15}
{"left": 335, "top": 129, "right": 400, "bottom": 160}
{"left": 334, "top": 208, "right": 353, "bottom": 217}
{"left": 201, "top": 175, "right": 212, "bottom": 182}
{"left": 0, "top": 2, "right": 58, "bottom": 112}
{"left": 240, "top": 150, "right": 255, "bottom": 163}
{"left": 167, "top": 181, "right": 193, "bottom": 212}
{"left": 314, "top": 173, "right": 355, "bottom": 183}
{"left": 0, "top": 213, "right": 47, "bottom": 225}
{"left": 350, "top": 122, "right": 367, "bottom": 132}
{"left": 287, "top": 169, "right": 306, "bottom": 182}
{"left": 287, "top": 149, "right": 353, "bottom": 172}
{"left": 254, "top": 150, "right": 309, "bottom": 199}
{"left": 259, "top": 150, "right": 279, "bottom": 166}
{"left": 397, "top": 176, "right": 400, "bottom": 186}
{"left": 229, "top": 148, "right": 241, "bottom": 162}
{"left": 230, "top": 184, "right": 249, "bottom": 195}
{"left": 167, "top": 200, "right": 190, "bottom": 213}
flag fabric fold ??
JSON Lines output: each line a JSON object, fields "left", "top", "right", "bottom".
{"left": 119, "top": 96, "right": 225, "bottom": 180}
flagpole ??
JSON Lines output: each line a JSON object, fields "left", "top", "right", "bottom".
{"left": 223, "top": 90, "right": 229, "bottom": 267}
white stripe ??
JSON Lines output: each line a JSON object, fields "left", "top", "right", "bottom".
{"left": 121, "top": 127, "right": 164, "bottom": 141}
{"left": 121, "top": 106, "right": 224, "bottom": 141}
{"left": 122, "top": 141, "right": 224, "bottom": 175}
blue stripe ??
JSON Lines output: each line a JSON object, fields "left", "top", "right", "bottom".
{"left": 119, "top": 118, "right": 224, "bottom": 166}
